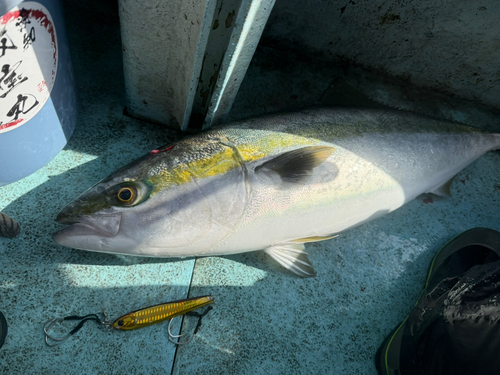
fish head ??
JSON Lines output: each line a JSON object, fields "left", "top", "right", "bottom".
{"left": 52, "top": 135, "right": 249, "bottom": 256}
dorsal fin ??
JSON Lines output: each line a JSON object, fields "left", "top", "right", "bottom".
{"left": 255, "top": 146, "right": 335, "bottom": 185}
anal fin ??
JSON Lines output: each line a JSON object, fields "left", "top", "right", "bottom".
{"left": 264, "top": 243, "right": 316, "bottom": 278}
{"left": 290, "top": 234, "right": 338, "bottom": 243}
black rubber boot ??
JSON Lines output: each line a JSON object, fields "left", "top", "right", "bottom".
{"left": 0, "top": 311, "right": 7, "bottom": 350}
{"left": 376, "top": 228, "right": 500, "bottom": 375}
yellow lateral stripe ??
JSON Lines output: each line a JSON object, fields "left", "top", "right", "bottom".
{"left": 149, "top": 136, "right": 321, "bottom": 195}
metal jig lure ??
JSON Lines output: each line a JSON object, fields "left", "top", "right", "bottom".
{"left": 44, "top": 295, "right": 214, "bottom": 347}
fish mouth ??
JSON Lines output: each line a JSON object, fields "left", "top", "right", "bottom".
{"left": 53, "top": 213, "right": 122, "bottom": 244}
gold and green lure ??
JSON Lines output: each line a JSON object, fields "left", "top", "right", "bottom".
{"left": 111, "top": 295, "right": 214, "bottom": 330}
{"left": 44, "top": 295, "right": 214, "bottom": 347}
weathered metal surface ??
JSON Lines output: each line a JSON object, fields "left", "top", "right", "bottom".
{"left": 186, "top": 0, "right": 240, "bottom": 130}
{"left": 119, "top": 0, "right": 276, "bottom": 131}
{"left": 201, "top": 0, "right": 277, "bottom": 129}
{"left": 118, "top": 0, "right": 217, "bottom": 128}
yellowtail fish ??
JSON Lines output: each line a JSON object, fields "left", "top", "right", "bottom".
{"left": 52, "top": 107, "right": 500, "bottom": 277}
{"left": 111, "top": 295, "right": 214, "bottom": 330}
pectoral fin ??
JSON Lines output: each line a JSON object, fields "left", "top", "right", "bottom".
{"left": 255, "top": 146, "right": 335, "bottom": 185}
{"left": 264, "top": 243, "right": 316, "bottom": 278}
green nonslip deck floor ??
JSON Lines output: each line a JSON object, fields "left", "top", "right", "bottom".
{"left": 1, "top": 1, "right": 500, "bottom": 374}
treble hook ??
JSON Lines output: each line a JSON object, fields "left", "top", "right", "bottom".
{"left": 43, "top": 313, "right": 107, "bottom": 347}
{"left": 168, "top": 306, "right": 213, "bottom": 345}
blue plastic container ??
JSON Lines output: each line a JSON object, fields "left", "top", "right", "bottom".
{"left": 0, "top": 0, "right": 77, "bottom": 186}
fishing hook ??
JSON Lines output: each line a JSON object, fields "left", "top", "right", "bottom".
{"left": 43, "top": 313, "right": 110, "bottom": 347}
{"left": 168, "top": 306, "right": 213, "bottom": 345}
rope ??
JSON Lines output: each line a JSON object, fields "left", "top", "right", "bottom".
{"left": 0, "top": 212, "right": 21, "bottom": 238}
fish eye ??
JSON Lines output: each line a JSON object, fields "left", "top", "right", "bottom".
{"left": 113, "top": 181, "right": 151, "bottom": 207}
{"left": 118, "top": 320, "right": 125, "bottom": 327}
{"left": 117, "top": 187, "right": 136, "bottom": 203}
